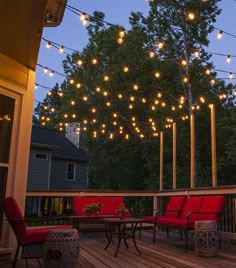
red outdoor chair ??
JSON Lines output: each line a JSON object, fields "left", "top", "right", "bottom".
{"left": 140, "top": 196, "right": 187, "bottom": 243}
{"left": 3, "top": 196, "right": 72, "bottom": 267}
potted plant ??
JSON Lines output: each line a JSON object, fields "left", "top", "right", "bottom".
{"left": 83, "top": 201, "right": 103, "bottom": 216}
{"left": 116, "top": 203, "right": 129, "bottom": 219}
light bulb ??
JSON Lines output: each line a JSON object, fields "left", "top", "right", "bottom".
{"left": 226, "top": 55, "right": 231, "bottom": 64}
{"left": 59, "top": 46, "right": 64, "bottom": 53}
{"left": 217, "top": 30, "right": 223, "bottom": 40}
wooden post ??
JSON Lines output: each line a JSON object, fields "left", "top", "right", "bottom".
{"left": 173, "top": 122, "right": 177, "bottom": 190}
{"left": 160, "top": 131, "right": 164, "bottom": 191}
{"left": 153, "top": 196, "right": 158, "bottom": 216}
{"left": 210, "top": 104, "right": 217, "bottom": 187}
{"left": 190, "top": 114, "right": 195, "bottom": 188}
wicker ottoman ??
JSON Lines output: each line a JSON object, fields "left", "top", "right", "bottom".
{"left": 194, "top": 220, "right": 219, "bottom": 257}
{"left": 43, "top": 228, "right": 80, "bottom": 268}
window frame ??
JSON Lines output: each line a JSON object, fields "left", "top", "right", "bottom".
{"left": 66, "top": 162, "right": 76, "bottom": 181}
{"left": 34, "top": 153, "right": 48, "bottom": 160}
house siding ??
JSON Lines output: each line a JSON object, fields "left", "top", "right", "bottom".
{"left": 50, "top": 158, "right": 88, "bottom": 190}
{"left": 27, "top": 148, "right": 50, "bottom": 190}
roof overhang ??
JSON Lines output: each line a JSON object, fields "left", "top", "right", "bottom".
{"left": 0, "top": 0, "right": 67, "bottom": 70}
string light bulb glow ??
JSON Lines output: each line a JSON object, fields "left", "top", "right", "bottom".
{"left": 226, "top": 55, "right": 231, "bottom": 64}
{"left": 59, "top": 46, "right": 64, "bottom": 53}
{"left": 117, "top": 37, "right": 124, "bottom": 44}
{"left": 181, "top": 59, "right": 187, "bottom": 66}
{"left": 157, "top": 40, "right": 164, "bottom": 49}
{"left": 187, "top": 12, "right": 195, "bottom": 21}
{"left": 92, "top": 58, "right": 97, "bottom": 64}
{"left": 104, "top": 75, "right": 109, "bottom": 81}
{"left": 149, "top": 51, "right": 155, "bottom": 58}
{"left": 194, "top": 50, "right": 200, "bottom": 58}
{"left": 155, "top": 72, "right": 160, "bottom": 78}
{"left": 123, "top": 66, "right": 129, "bottom": 72}
{"left": 217, "top": 30, "right": 223, "bottom": 40}
{"left": 77, "top": 60, "right": 83, "bottom": 66}
{"left": 46, "top": 42, "right": 51, "bottom": 48}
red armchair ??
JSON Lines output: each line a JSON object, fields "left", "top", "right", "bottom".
{"left": 3, "top": 196, "right": 72, "bottom": 267}
{"left": 140, "top": 196, "right": 187, "bottom": 243}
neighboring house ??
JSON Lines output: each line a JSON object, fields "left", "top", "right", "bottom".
{"left": 27, "top": 124, "right": 89, "bottom": 191}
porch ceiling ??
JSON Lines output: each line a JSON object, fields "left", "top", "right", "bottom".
{"left": 0, "top": 0, "right": 67, "bottom": 70}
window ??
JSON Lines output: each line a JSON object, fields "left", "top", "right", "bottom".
{"left": 34, "top": 153, "right": 48, "bottom": 160}
{"left": 67, "top": 162, "right": 76, "bottom": 181}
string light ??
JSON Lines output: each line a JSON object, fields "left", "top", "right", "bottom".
{"left": 229, "top": 72, "right": 233, "bottom": 79}
{"left": 59, "top": 46, "right": 64, "bottom": 53}
{"left": 149, "top": 51, "right": 155, "bottom": 58}
{"left": 226, "top": 55, "right": 231, "bottom": 64}
{"left": 157, "top": 40, "right": 164, "bottom": 49}
{"left": 187, "top": 12, "right": 195, "bottom": 21}
{"left": 46, "top": 42, "right": 51, "bottom": 48}
{"left": 194, "top": 50, "right": 200, "bottom": 58}
{"left": 217, "top": 30, "right": 223, "bottom": 40}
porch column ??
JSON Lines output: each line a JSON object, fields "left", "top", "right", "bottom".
{"left": 160, "top": 131, "right": 164, "bottom": 191}
{"left": 173, "top": 122, "right": 177, "bottom": 190}
{"left": 210, "top": 104, "right": 217, "bottom": 187}
{"left": 190, "top": 114, "right": 195, "bottom": 188}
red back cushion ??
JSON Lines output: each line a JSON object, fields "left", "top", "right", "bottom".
{"left": 73, "top": 197, "right": 99, "bottom": 216}
{"left": 164, "top": 196, "right": 187, "bottom": 217}
{"left": 180, "top": 196, "right": 204, "bottom": 220}
{"left": 198, "top": 196, "right": 226, "bottom": 222}
{"left": 100, "top": 197, "right": 124, "bottom": 215}
{"left": 3, "top": 196, "right": 27, "bottom": 241}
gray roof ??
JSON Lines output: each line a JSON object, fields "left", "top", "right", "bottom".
{"left": 31, "top": 126, "right": 88, "bottom": 162}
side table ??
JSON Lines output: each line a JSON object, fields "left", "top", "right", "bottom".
{"left": 194, "top": 220, "right": 219, "bottom": 257}
{"left": 103, "top": 217, "right": 144, "bottom": 257}
{"left": 43, "top": 228, "right": 80, "bottom": 268}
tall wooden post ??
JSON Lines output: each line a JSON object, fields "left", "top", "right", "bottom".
{"left": 190, "top": 114, "right": 195, "bottom": 188}
{"left": 160, "top": 131, "right": 164, "bottom": 191}
{"left": 210, "top": 104, "right": 217, "bottom": 187}
{"left": 173, "top": 123, "right": 177, "bottom": 190}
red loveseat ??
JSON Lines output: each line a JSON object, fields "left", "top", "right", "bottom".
{"left": 73, "top": 196, "right": 131, "bottom": 217}
{"left": 141, "top": 195, "right": 226, "bottom": 252}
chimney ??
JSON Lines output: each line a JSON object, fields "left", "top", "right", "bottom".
{"left": 65, "top": 122, "right": 80, "bottom": 148}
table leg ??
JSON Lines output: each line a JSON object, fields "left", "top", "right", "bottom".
{"left": 133, "top": 223, "right": 141, "bottom": 255}
{"left": 104, "top": 223, "right": 113, "bottom": 250}
{"left": 114, "top": 223, "right": 122, "bottom": 257}
{"left": 122, "top": 224, "right": 129, "bottom": 249}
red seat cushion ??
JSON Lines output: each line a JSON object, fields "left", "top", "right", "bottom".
{"left": 159, "top": 218, "right": 195, "bottom": 229}
{"left": 180, "top": 196, "right": 204, "bottom": 220}
{"left": 73, "top": 197, "right": 99, "bottom": 216}
{"left": 141, "top": 216, "right": 155, "bottom": 223}
{"left": 22, "top": 225, "right": 71, "bottom": 245}
{"left": 164, "top": 196, "right": 187, "bottom": 217}
{"left": 197, "top": 196, "right": 226, "bottom": 222}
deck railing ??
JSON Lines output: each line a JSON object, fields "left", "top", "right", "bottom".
{"left": 26, "top": 185, "right": 236, "bottom": 233}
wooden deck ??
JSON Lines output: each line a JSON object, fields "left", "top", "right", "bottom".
{"left": 6, "top": 230, "right": 236, "bottom": 267}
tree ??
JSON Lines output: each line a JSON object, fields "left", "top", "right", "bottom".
{"left": 35, "top": 1, "right": 227, "bottom": 189}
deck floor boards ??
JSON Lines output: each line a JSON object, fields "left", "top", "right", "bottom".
{"left": 6, "top": 230, "right": 236, "bottom": 268}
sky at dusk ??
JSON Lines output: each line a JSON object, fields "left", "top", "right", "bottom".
{"left": 35, "top": 0, "right": 236, "bottom": 106}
